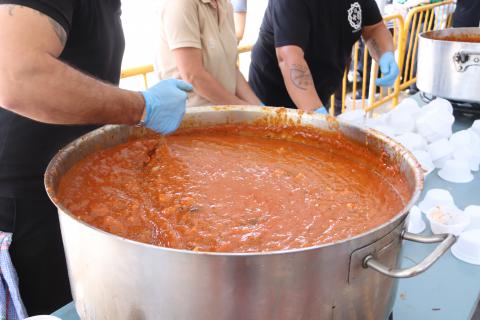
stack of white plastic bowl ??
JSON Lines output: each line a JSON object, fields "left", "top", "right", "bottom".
{"left": 341, "top": 98, "right": 479, "bottom": 181}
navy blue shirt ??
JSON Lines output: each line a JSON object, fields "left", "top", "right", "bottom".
{"left": 453, "top": 0, "right": 480, "bottom": 28}
{"left": 249, "top": 0, "right": 382, "bottom": 108}
{"left": 0, "top": 0, "right": 125, "bottom": 198}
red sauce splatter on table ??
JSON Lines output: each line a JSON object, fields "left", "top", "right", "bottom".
{"left": 57, "top": 125, "right": 410, "bottom": 253}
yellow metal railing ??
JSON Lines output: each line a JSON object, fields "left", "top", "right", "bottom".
{"left": 332, "top": 14, "right": 405, "bottom": 114}
{"left": 399, "top": 0, "right": 455, "bottom": 91}
{"left": 120, "top": 1, "right": 454, "bottom": 114}
{"left": 120, "top": 64, "right": 154, "bottom": 90}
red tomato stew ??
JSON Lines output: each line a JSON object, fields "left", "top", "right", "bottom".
{"left": 57, "top": 125, "right": 411, "bottom": 253}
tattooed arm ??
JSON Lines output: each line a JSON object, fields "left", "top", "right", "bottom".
{"left": 276, "top": 45, "right": 322, "bottom": 111}
{"left": 0, "top": 5, "right": 144, "bottom": 125}
{"left": 362, "top": 21, "right": 394, "bottom": 62}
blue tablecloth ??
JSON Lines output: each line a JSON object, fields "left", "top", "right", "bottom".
{"left": 53, "top": 114, "right": 480, "bottom": 320}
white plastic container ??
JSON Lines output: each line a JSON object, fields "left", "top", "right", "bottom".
{"left": 453, "top": 147, "right": 480, "bottom": 172}
{"left": 369, "top": 124, "right": 396, "bottom": 138}
{"left": 426, "top": 206, "right": 470, "bottom": 236}
{"left": 426, "top": 139, "right": 454, "bottom": 162}
{"left": 451, "top": 229, "right": 480, "bottom": 265}
{"left": 406, "top": 206, "right": 426, "bottom": 234}
{"left": 438, "top": 159, "right": 474, "bottom": 184}
{"left": 25, "top": 316, "right": 62, "bottom": 320}
{"left": 412, "top": 150, "right": 435, "bottom": 175}
{"left": 395, "top": 133, "right": 428, "bottom": 152}
{"left": 471, "top": 120, "right": 480, "bottom": 137}
{"left": 337, "top": 109, "right": 366, "bottom": 125}
{"left": 387, "top": 106, "right": 416, "bottom": 134}
{"left": 418, "top": 188, "right": 456, "bottom": 214}
{"left": 394, "top": 98, "right": 421, "bottom": 116}
{"left": 416, "top": 103, "right": 455, "bottom": 143}
{"left": 433, "top": 155, "right": 453, "bottom": 169}
{"left": 421, "top": 98, "right": 454, "bottom": 115}
{"left": 465, "top": 206, "right": 480, "bottom": 231}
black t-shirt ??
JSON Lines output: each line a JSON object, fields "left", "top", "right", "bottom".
{"left": 249, "top": 0, "right": 382, "bottom": 108}
{"left": 0, "top": 0, "right": 125, "bottom": 198}
{"left": 453, "top": 0, "right": 480, "bottom": 28}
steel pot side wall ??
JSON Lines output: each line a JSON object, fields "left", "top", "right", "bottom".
{"left": 417, "top": 28, "right": 480, "bottom": 103}
{"left": 45, "top": 106, "right": 424, "bottom": 320}
{"left": 59, "top": 208, "right": 405, "bottom": 320}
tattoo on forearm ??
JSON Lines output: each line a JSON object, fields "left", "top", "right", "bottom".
{"left": 4, "top": 4, "right": 67, "bottom": 47}
{"left": 289, "top": 64, "right": 314, "bottom": 91}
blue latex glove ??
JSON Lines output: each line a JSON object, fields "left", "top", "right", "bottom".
{"left": 141, "top": 79, "right": 193, "bottom": 135}
{"left": 231, "top": 0, "right": 247, "bottom": 12}
{"left": 376, "top": 52, "right": 400, "bottom": 88}
{"left": 314, "top": 106, "right": 328, "bottom": 115}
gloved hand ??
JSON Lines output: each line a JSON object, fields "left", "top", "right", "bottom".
{"left": 376, "top": 52, "right": 400, "bottom": 88}
{"left": 314, "top": 106, "right": 328, "bottom": 115}
{"left": 141, "top": 79, "right": 193, "bottom": 135}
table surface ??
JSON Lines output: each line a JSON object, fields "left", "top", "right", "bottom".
{"left": 52, "top": 114, "right": 480, "bottom": 320}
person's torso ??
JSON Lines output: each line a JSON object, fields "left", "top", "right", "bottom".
{"left": 0, "top": 0, "right": 125, "bottom": 198}
{"left": 155, "top": 0, "right": 238, "bottom": 107}
{"left": 453, "top": 0, "right": 480, "bottom": 26}
{"left": 251, "top": 0, "right": 368, "bottom": 107}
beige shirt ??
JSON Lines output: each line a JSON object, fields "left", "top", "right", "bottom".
{"left": 155, "top": 0, "right": 238, "bottom": 107}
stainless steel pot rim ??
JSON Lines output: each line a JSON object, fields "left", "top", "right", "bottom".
{"left": 45, "top": 106, "right": 424, "bottom": 257}
{"left": 420, "top": 27, "right": 480, "bottom": 43}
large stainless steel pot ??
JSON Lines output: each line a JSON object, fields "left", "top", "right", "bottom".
{"left": 417, "top": 28, "right": 480, "bottom": 102}
{"left": 45, "top": 106, "right": 455, "bottom": 320}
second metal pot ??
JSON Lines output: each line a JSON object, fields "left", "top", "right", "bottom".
{"left": 417, "top": 28, "right": 480, "bottom": 103}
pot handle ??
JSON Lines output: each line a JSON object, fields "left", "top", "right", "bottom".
{"left": 363, "top": 231, "right": 456, "bottom": 279}
{"left": 453, "top": 51, "right": 480, "bottom": 72}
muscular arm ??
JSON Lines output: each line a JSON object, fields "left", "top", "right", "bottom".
{"left": 0, "top": 5, "right": 144, "bottom": 125}
{"left": 172, "top": 47, "right": 248, "bottom": 105}
{"left": 362, "top": 21, "right": 395, "bottom": 62}
{"left": 235, "top": 69, "right": 261, "bottom": 105}
{"left": 276, "top": 45, "right": 322, "bottom": 111}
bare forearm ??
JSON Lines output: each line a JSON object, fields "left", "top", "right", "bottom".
{"left": 234, "top": 12, "right": 247, "bottom": 42}
{"left": 0, "top": 52, "right": 144, "bottom": 125}
{"left": 186, "top": 70, "right": 247, "bottom": 105}
{"left": 278, "top": 58, "right": 322, "bottom": 111}
{"left": 235, "top": 69, "right": 261, "bottom": 105}
{"left": 363, "top": 24, "right": 394, "bottom": 62}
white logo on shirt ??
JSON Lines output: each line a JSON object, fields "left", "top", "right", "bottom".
{"left": 348, "top": 2, "right": 362, "bottom": 32}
